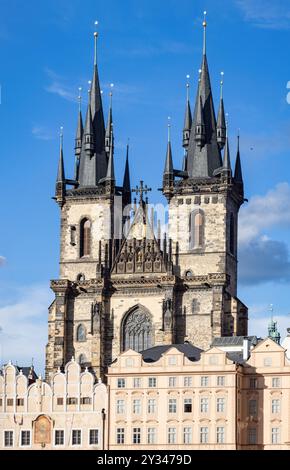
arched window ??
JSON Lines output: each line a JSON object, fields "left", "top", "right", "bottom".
{"left": 123, "top": 307, "right": 153, "bottom": 353}
{"left": 79, "top": 354, "right": 87, "bottom": 365}
{"left": 189, "top": 210, "right": 205, "bottom": 250}
{"left": 80, "top": 218, "right": 91, "bottom": 257}
{"left": 230, "top": 213, "right": 235, "bottom": 255}
{"left": 76, "top": 324, "right": 86, "bottom": 342}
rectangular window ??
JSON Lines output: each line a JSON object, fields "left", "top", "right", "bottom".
{"left": 16, "top": 398, "right": 24, "bottom": 406}
{"left": 250, "top": 378, "right": 257, "bottom": 389}
{"left": 168, "top": 427, "right": 176, "bottom": 444}
{"left": 7, "top": 399, "right": 13, "bottom": 406}
{"left": 272, "top": 399, "right": 280, "bottom": 414}
{"left": 248, "top": 428, "right": 257, "bottom": 445}
{"left": 201, "top": 376, "right": 209, "bottom": 387}
{"left": 116, "top": 399, "right": 125, "bottom": 414}
{"left": 249, "top": 399, "right": 257, "bottom": 416}
{"left": 117, "top": 378, "right": 125, "bottom": 388}
{"left": 217, "top": 376, "right": 225, "bottom": 386}
{"left": 264, "top": 357, "right": 272, "bottom": 367}
{"left": 184, "top": 376, "right": 193, "bottom": 387}
{"left": 217, "top": 427, "right": 225, "bottom": 444}
{"left": 133, "top": 399, "right": 141, "bottom": 414}
{"left": 4, "top": 431, "right": 13, "bottom": 447}
{"left": 217, "top": 398, "right": 225, "bottom": 413}
{"left": 148, "top": 399, "right": 156, "bottom": 414}
{"left": 200, "top": 397, "right": 209, "bottom": 413}
{"left": 271, "top": 428, "right": 280, "bottom": 444}
{"left": 80, "top": 397, "right": 91, "bottom": 405}
{"left": 72, "top": 430, "right": 81, "bottom": 446}
{"left": 132, "top": 427, "right": 141, "bottom": 445}
{"left": 54, "top": 430, "right": 64, "bottom": 446}
{"left": 67, "top": 397, "right": 78, "bottom": 405}
{"left": 0, "top": 399, "right": 2, "bottom": 406}
{"left": 272, "top": 378, "right": 281, "bottom": 388}
{"left": 200, "top": 427, "right": 208, "bottom": 444}
{"left": 169, "top": 377, "right": 177, "bottom": 388}
{"left": 89, "top": 429, "right": 99, "bottom": 445}
{"left": 147, "top": 427, "right": 157, "bottom": 444}
{"left": 57, "top": 397, "right": 63, "bottom": 406}
{"left": 21, "top": 430, "right": 31, "bottom": 447}
{"left": 116, "top": 428, "right": 125, "bottom": 445}
{"left": 168, "top": 398, "right": 177, "bottom": 413}
{"left": 183, "top": 427, "right": 192, "bottom": 444}
{"left": 184, "top": 398, "right": 192, "bottom": 413}
{"left": 133, "top": 378, "right": 141, "bottom": 388}
{"left": 148, "top": 377, "right": 157, "bottom": 388}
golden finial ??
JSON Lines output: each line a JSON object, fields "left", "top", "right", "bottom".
{"left": 220, "top": 71, "right": 224, "bottom": 99}
{"left": 167, "top": 116, "right": 171, "bottom": 142}
{"left": 186, "top": 74, "right": 190, "bottom": 101}
{"left": 78, "top": 86, "right": 82, "bottom": 112}
{"left": 203, "top": 11, "right": 207, "bottom": 55}
{"left": 94, "top": 21, "right": 99, "bottom": 65}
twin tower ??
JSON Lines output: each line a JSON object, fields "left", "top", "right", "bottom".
{"left": 46, "top": 20, "right": 248, "bottom": 381}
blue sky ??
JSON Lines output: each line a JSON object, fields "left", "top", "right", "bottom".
{"left": 1, "top": 0, "right": 290, "bottom": 373}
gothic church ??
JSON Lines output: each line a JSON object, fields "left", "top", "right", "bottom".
{"left": 45, "top": 19, "right": 248, "bottom": 382}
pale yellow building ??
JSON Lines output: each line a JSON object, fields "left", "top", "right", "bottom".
{"left": 0, "top": 359, "right": 107, "bottom": 450}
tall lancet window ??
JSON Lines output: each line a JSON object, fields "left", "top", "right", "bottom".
{"left": 123, "top": 307, "right": 153, "bottom": 353}
{"left": 230, "top": 213, "right": 235, "bottom": 255}
{"left": 189, "top": 210, "right": 205, "bottom": 250}
{"left": 80, "top": 218, "right": 91, "bottom": 257}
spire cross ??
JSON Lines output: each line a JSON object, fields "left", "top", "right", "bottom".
{"left": 203, "top": 11, "right": 207, "bottom": 55}
{"left": 94, "top": 21, "right": 99, "bottom": 66}
{"left": 186, "top": 74, "right": 190, "bottom": 102}
{"left": 220, "top": 71, "right": 224, "bottom": 99}
{"left": 269, "top": 304, "right": 274, "bottom": 323}
{"left": 78, "top": 87, "right": 82, "bottom": 112}
{"left": 167, "top": 116, "right": 171, "bottom": 142}
{"left": 60, "top": 126, "right": 63, "bottom": 147}
{"left": 132, "top": 180, "right": 152, "bottom": 204}
{"left": 110, "top": 83, "right": 114, "bottom": 106}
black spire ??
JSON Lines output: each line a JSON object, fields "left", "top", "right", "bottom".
{"left": 223, "top": 134, "right": 232, "bottom": 174}
{"left": 105, "top": 87, "right": 114, "bottom": 154}
{"left": 186, "top": 14, "right": 222, "bottom": 178}
{"left": 55, "top": 128, "right": 66, "bottom": 206}
{"left": 217, "top": 73, "right": 226, "bottom": 150}
{"left": 78, "top": 28, "right": 107, "bottom": 187}
{"left": 123, "top": 142, "right": 131, "bottom": 206}
{"left": 183, "top": 77, "right": 192, "bottom": 149}
{"left": 105, "top": 129, "right": 115, "bottom": 183}
{"left": 74, "top": 89, "right": 83, "bottom": 181}
{"left": 163, "top": 119, "right": 174, "bottom": 198}
{"left": 234, "top": 134, "right": 244, "bottom": 185}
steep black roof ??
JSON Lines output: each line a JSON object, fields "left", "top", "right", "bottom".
{"left": 211, "top": 336, "right": 259, "bottom": 347}
{"left": 141, "top": 343, "right": 203, "bottom": 363}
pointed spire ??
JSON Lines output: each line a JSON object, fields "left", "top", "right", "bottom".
{"left": 186, "top": 15, "right": 222, "bottom": 178}
{"left": 203, "top": 11, "right": 207, "bottom": 56}
{"left": 234, "top": 133, "right": 244, "bottom": 184}
{"left": 74, "top": 88, "right": 83, "bottom": 181}
{"left": 90, "top": 23, "right": 105, "bottom": 153}
{"left": 183, "top": 75, "right": 192, "bottom": 149}
{"left": 123, "top": 141, "right": 131, "bottom": 205}
{"left": 217, "top": 72, "right": 226, "bottom": 149}
{"left": 223, "top": 120, "right": 232, "bottom": 173}
{"left": 84, "top": 87, "right": 94, "bottom": 153}
{"left": 164, "top": 117, "right": 173, "bottom": 174}
{"left": 105, "top": 129, "right": 115, "bottom": 182}
{"left": 105, "top": 84, "right": 114, "bottom": 154}
{"left": 57, "top": 127, "right": 65, "bottom": 182}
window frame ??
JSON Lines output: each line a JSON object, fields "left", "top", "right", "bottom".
{"left": 20, "top": 430, "right": 31, "bottom": 448}
{"left": 54, "top": 429, "right": 65, "bottom": 447}
{"left": 71, "top": 429, "right": 82, "bottom": 447}
{"left": 4, "top": 430, "right": 14, "bottom": 448}
{"left": 89, "top": 428, "right": 99, "bottom": 446}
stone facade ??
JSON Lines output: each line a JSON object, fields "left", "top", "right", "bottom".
{"left": 0, "top": 359, "right": 107, "bottom": 450}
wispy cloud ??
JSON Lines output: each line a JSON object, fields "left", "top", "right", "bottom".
{"left": 32, "top": 125, "right": 54, "bottom": 141}
{"left": 0, "top": 284, "right": 52, "bottom": 373}
{"left": 239, "top": 183, "right": 290, "bottom": 285}
{"left": 249, "top": 312, "right": 289, "bottom": 340}
{"left": 44, "top": 68, "right": 78, "bottom": 103}
{"left": 0, "top": 256, "right": 6, "bottom": 266}
{"left": 236, "top": 0, "right": 290, "bottom": 30}
{"left": 116, "top": 40, "right": 193, "bottom": 58}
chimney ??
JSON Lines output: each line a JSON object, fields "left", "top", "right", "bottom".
{"left": 243, "top": 337, "right": 250, "bottom": 361}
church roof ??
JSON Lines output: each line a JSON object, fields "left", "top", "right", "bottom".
{"left": 141, "top": 343, "right": 203, "bottom": 363}
{"left": 211, "top": 336, "right": 259, "bottom": 347}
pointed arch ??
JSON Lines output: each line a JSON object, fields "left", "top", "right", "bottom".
{"left": 189, "top": 209, "right": 205, "bottom": 250}
{"left": 122, "top": 305, "right": 153, "bottom": 353}
{"left": 80, "top": 218, "right": 91, "bottom": 257}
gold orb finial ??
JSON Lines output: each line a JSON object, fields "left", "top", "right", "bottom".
{"left": 203, "top": 11, "right": 207, "bottom": 27}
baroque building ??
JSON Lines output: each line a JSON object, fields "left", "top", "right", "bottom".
{"left": 46, "top": 18, "right": 248, "bottom": 382}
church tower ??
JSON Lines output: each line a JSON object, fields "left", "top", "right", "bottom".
{"left": 46, "top": 18, "right": 248, "bottom": 382}
{"left": 163, "top": 14, "right": 248, "bottom": 349}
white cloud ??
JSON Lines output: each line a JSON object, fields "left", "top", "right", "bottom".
{"left": 239, "top": 182, "right": 290, "bottom": 246}
{"left": 249, "top": 313, "right": 290, "bottom": 341}
{"left": 236, "top": 0, "right": 290, "bottom": 30}
{"left": 44, "top": 68, "right": 77, "bottom": 103}
{"left": 0, "top": 256, "right": 6, "bottom": 266}
{"left": 0, "top": 285, "right": 53, "bottom": 374}
{"left": 32, "top": 125, "right": 54, "bottom": 141}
